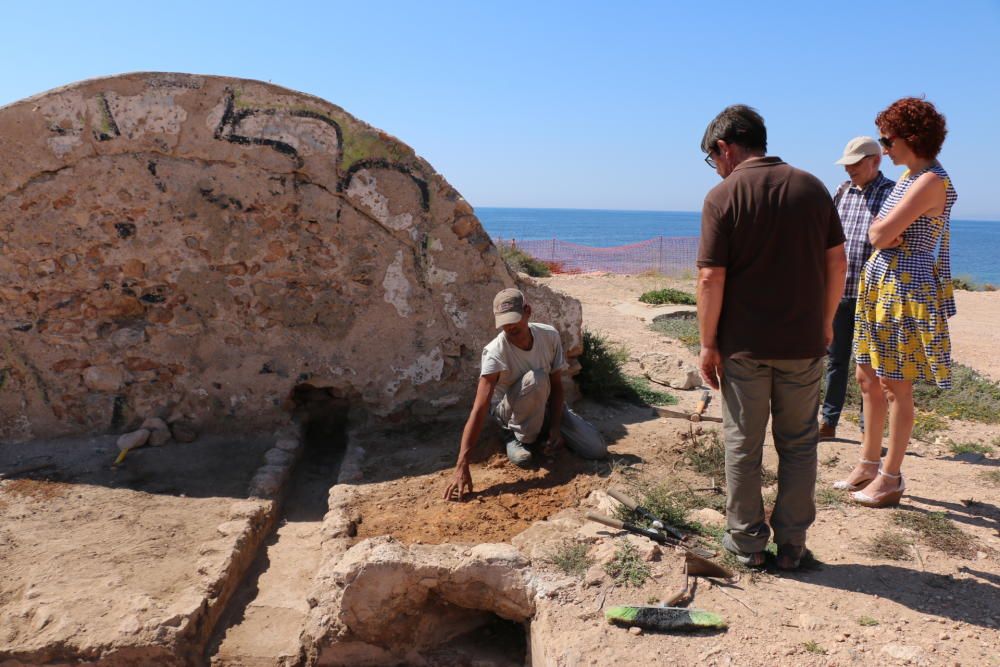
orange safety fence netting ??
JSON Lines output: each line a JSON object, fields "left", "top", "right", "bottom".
{"left": 500, "top": 236, "right": 699, "bottom": 275}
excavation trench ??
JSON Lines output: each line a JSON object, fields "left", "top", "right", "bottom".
{"left": 207, "top": 400, "right": 349, "bottom": 666}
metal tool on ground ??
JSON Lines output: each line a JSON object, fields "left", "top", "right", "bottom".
{"left": 585, "top": 512, "right": 720, "bottom": 562}
{"left": 652, "top": 406, "right": 722, "bottom": 423}
{"left": 690, "top": 389, "right": 711, "bottom": 422}
{"left": 607, "top": 487, "right": 687, "bottom": 541}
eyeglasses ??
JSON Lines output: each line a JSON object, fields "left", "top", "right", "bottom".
{"left": 704, "top": 152, "right": 718, "bottom": 169}
{"left": 878, "top": 136, "right": 896, "bottom": 149}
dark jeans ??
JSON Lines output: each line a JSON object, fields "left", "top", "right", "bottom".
{"left": 821, "top": 297, "right": 861, "bottom": 428}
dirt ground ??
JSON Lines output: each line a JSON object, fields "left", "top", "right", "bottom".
{"left": 349, "top": 273, "right": 1000, "bottom": 666}
{"left": 2, "top": 274, "right": 998, "bottom": 666}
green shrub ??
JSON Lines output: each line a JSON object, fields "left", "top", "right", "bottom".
{"left": 948, "top": 440, "right": 995, "bottom": 456}
{"left": 577, "top": 331, "right": 675, "bottom": 406}
{"left": 498, "top": 242, "right": 551, "bottom": 277}
{"left": 650, "top": 313, "right": 701, "bottom": 354}
{"left": 913, "top": 363, "right": 1000, "bottom": 424}
{"left": 604, "top": 540, "right": 651, "bottom": 587}
{"left": 952, "top": 275, "right": 976, "bottom": 291}
{"left": 638, "top": 288, "right": 696, "bottom": 306}
{"left": 546, "top": 540, "right": 593, "bottom": 578}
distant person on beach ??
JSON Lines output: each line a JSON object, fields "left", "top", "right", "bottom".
{"left": 443, "top": 288, "right": 607, "bottom": 501}
{"left": 839, "top": 98, "right": 957, "bottom": 508}
{"left": 820, "top": 138, "right": 896, "bottom": 441}
{"left": 697, "top": 105, "right": 847, "bottom": 570}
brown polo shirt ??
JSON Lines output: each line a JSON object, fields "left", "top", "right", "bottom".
{"left": 697, "top": 156, "right": 845, "bottom": 360}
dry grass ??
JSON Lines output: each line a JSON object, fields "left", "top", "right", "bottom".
{"left": 864, "top": 529, "right": 913, "bottom": 561}
{"left": 893, "top": 510, "right": 978, "bottom": 559}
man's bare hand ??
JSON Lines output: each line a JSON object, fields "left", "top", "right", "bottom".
{"left": 699, "top": 345, "right": 723, "bottom": 390}
{"left": 543, "top": 431, "right": 564, "bottom": 456}
{"left": 443, "top": 464, "right": 474, "bottom": 502}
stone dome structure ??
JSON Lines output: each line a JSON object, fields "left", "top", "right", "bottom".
{"left": 0, "top": 73, "right": 580, "bottom": 443}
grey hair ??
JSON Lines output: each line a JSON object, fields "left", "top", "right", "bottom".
{"left": 700, "top": 105, "right": 767, "bottom": 154}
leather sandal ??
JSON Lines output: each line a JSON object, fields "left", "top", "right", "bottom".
{"left": 832, "top": 459, "right": 880, "bottom": 491}
{"left": 851, "top": 470, "right": 905, "bottom": 508}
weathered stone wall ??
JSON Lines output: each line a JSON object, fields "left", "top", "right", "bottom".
{"left": 0, "top": 73, "right": 581, "bottom": 443}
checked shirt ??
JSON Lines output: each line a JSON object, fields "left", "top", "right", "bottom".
{"left": 834, "top": 172, "right": 895, "bottom": 299}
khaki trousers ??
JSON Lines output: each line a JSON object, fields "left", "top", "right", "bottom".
{"left": 720, "top": 357, "right": 823, "bottom": 554}
{"left": 494, "top": 369, "right": 607, "bottom": 460}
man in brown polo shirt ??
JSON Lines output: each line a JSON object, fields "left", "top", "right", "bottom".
{"left": 697, "top": 105, "right": 847, "bottom": 570}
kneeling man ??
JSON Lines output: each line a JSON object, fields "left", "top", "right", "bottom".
{"left": 444, "top": 288, "right": 607, "bottom": 501}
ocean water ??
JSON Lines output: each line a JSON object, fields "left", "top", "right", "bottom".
{"left": 477, "top": 207, "right": 1000, "bottom": 286}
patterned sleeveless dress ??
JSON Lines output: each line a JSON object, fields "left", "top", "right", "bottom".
{"left": 853, "top": 163, "right": 958, "bottom": 388}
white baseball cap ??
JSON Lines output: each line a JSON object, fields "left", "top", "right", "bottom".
{"left": 835, "top": 136, "right": 881, "bottom": 165}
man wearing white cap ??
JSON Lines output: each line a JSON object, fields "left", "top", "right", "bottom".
{"left": 444, "top": 287, "right": 607, "bottom": 501}
{"left": 820, "top": 137, "right": 896, "bottom": 440}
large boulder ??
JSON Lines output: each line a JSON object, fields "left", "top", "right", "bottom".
{"left": 0, "top": 73, "right": 581, "bottom": 442}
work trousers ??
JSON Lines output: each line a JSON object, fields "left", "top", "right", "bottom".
{"left": 493, "top": 369, "right": 607, "bottom": 461}
{"left": 720, "top": 357, "right": 823, "bottom": 553}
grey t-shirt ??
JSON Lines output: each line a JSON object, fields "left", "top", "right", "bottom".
{"left": 481, "top": 323, "right": 568, "bottom": 403}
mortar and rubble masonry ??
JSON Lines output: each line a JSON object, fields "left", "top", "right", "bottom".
{"left": 0, "top": 72, "right": 582, "bottom": 444}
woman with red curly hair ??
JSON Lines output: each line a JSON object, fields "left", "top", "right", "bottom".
{"left": 834, "top": 97, "right": 957, "bottom": 507}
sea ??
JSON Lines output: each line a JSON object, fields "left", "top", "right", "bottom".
{"left": 477, "top": 207, "right": 1000, "bottom": 286}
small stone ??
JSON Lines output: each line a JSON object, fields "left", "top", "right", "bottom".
{"left": 116, "top": 429, "right": 150, "bottom": 452}
{"left": 148, "top": 428, "right": 171, "bottom": 447}
{"left": 35, "top": 259, "right": 57, "bottom": 275}
{"left": 881, "top": 643, "right": 925, "bottom": 662}
{"left": 583, "top": 564, "right": 605, "bottom": 587}
{"left": 169, "top": 420, "right": 198, "bottom": 443}
{"left": 798, "top": 613, "right": 825, "bottom": 630}
{"left": 686, "top": 507, "right": 726, "bottom": 528}
{"left": 83, "top": 365, "right": 124, "bottom": 392}
{"left": 628, "top": 626, "right": 642, "bottom": 635}
{"left": 264, "top": 448, "right": 294, "bottom": 466}
{"left": 939, "top": 633, "right": 950, "bottom": 640}
{"left": 274, "top": 437, "right": 300, "bottom": 453}
{"left": 110, "top": 325, "right": 146, "bottom": 349}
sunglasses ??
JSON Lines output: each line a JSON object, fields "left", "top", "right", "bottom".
{"left": 704, "top": 152, "right": 718, "bottom": 169}
{"left": 878, "top": 136, "right": 896, "bottom": 149}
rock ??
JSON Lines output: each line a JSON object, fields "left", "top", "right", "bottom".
{"left": 116, "top": 429, "right": 150, "bottom": 452}
{"left": 169, "top": 420, "right": 198, "bottom": 443}
{"left": 109, "top": 325, "right": 146, "bottom": 349}
{"left": 249, "top": 465, "right": 287, "bottom": 498}
{"left": 628, "top": 626, "right": 642, "bottom": 635}
{"left": 274, "top": 437, "right": 300, "bottom": 452}
{"left": 798, "top": 613, "right": 825, "bottom": 630}
{"left": 639, "top": 353, "right": 701, "bottom": 390}
{"left": 147, "top": 428, "right": 171, "bottom": 447}
{"left": 82, "top": 365, "right": 124, "bottom": 392}
{"left": 264, "top": 448, "right": 294, "bottom": 466}
{"left": 141, "top": 417, "right": 171, "bottom": 446}
{"left": 880, "top": 643, "right": 925, "bottom": 662}
{"left": 583, "top": 564, "right": 606, "bottom": 587}
{"left": 582, "top": 489, "right": 618, "bottom": 516}
{"left": 686, "top": 507, "right": 726, "bottom": 528}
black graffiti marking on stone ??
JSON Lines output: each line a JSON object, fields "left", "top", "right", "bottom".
{"left": 213, "top": 91, "right": 346, "bottom": 170}
{"left": 339, "top": 158, "right": 430, "bottom": 213}
{"left": 94, "top": 94, "right": 121, "bottom": 142}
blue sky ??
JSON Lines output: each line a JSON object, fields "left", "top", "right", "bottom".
{"left": 3, "top": 1, "right": 998, "bottom": 218}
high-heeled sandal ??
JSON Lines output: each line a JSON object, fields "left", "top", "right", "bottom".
{"left": 850, "top": 470, "right": 905, "bottom": 508}
{"left": 832, "top": 459, "right": 880, "bottom": 492}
